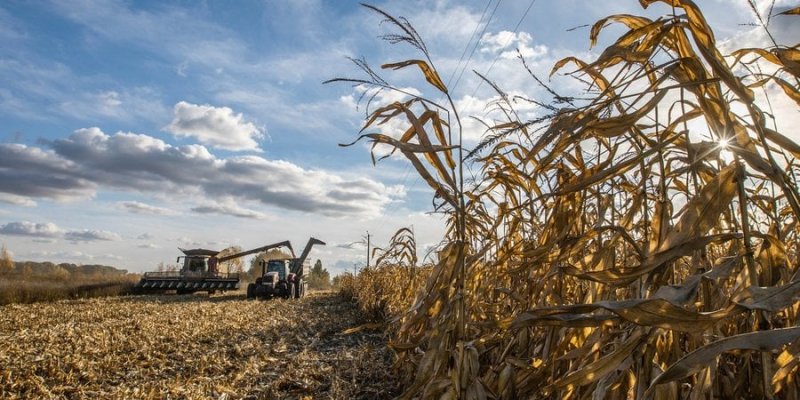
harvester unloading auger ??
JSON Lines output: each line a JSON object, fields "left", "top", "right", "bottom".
{"left": 136, "top": 241, "right": 294, "bottom": 294}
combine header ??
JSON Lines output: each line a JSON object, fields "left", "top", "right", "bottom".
{"left": 136, "top": 241, "right": 293, "bottom": 294}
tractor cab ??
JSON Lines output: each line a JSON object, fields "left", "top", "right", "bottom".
{"left": 263, "top": 259, "right": 291, "bottom": 281}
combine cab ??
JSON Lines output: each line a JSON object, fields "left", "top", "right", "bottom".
{"left": 136, "top": 241, "right": 292, "bottom": 294}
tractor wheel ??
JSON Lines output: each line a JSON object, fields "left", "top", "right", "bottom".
{"left": 285, "top": 283, "right": 294, "bottom": 299}
{"left": 246, "top": 283, "right": 255, "bottom": 299}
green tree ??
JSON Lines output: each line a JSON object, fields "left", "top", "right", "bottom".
{"left": 307, "top": 259, "right": 331, "bottom": 290}
{"left": 0, "top": 244, "right": 13, "bottom": 275}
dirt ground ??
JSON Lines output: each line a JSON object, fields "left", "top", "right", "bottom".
{"left": 0, "top": 291, "right": 400, "bottom": 399}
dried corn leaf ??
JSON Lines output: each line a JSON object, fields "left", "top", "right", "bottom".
{"left": 647, "top": 327, "right": 800, "bottom": 395}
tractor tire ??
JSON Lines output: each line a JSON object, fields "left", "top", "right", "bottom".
{"left": 246, "top": 283, "right": 255, "bottom": 299}
{"left": 285, "top": 283, "right": 294, "bottom": 299}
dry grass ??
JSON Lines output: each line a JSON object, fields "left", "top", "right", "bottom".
{"left": 0, "top": 276, "right": 139, "bottom": 305}
{"left": 331, "top": 1, "right": 800, "bottom": 399}
{"left": 0, "top": 292, "right": 399, "bottom": 399}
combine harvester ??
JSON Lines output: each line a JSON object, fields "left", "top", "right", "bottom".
{"left": 136, "top": 241, "right": 293, "bottom": 294}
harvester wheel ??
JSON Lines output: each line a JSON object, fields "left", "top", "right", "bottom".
{"left": 246, "top": 283, "right": 255, "bottom": 299}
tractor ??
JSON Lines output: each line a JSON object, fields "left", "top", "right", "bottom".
{"left": 247, "top": 237, "right": 325, "bottom": 299}
{"left": 136, "top": 241, "right": 292, "bottom": 294}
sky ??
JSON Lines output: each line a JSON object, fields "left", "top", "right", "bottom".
{"left": 0, "top": 0, "right": 797, "bottom": 275}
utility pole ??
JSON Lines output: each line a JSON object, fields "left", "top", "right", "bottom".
{"left": 365, "top": 231, "right": 371, "bottom": 269}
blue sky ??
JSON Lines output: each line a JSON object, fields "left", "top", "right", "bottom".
{"left": 0, "top": 0, "right": 797, "bottom": 275}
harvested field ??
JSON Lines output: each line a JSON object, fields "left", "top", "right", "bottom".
{"left": 0, "top": 292, "right": 399, "bottom": 399}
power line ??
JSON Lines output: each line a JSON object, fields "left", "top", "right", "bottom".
{"left": 450, "top": 0, "right": 503, "bottom": 97}
{"left": 446, "top": 0, "right": 494, "bottom": 88}
{"left": 470, "top": 0, "right": 537, "bottom": 99}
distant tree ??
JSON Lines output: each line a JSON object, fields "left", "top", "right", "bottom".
{"left": 21, "top": 262, "right": 33, "bottom": 278}
{"left": 156, "top": 262, "right": 165, "bottom": 272}
{"left": 307, "top": 259, "right": 331, "bottom": 290}
{"left": 218, "top": 246, "right": 244, "bottom": 274}
{"left": 0, "top": 244, "right": 13, "bottom": 275}
{"left": 50, "top": 265, "right": 70, "bottom": 281}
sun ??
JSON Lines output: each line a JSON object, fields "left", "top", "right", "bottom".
{"left": 718, "top": 137, "right": 730, "bottom": 150}
{"left": 717, "top": 136, "right": 734, "bottom": 162}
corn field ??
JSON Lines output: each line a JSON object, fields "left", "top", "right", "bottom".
{"left": 0, "top": 293, "right": 399, "bottom": 399}
{"left": 332, "top": 1, "right": 800, "bottom": 398}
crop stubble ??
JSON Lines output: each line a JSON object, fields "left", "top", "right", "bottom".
{"left": 0, "top": 292, "right": 398, "bottom": 399}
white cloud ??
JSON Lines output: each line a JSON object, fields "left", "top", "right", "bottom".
{"left": 55, "top": 89, "right": 166, "bottom": 123}
{"left": 0, "top": 221, "right": 121, "bottom": 245}
{"left": 138, "top": 243, "right": 160, "bottom": 249}
{"left": 0, "top": 193, "right": 36, "bottom": 207}
{"left": 164, "top": 101, "right": 265, "bottom": 152}
{"left": 0, "top": 221, "right": 62, "bottom": 237}
{"left": 137, "top": 233, "right": 155, "bottom": 240}
{"left": 0, "top": 143, "right": 96, "bottom": 201}
{"left": 23, "top": 250, "right": 122, "bottom": 262}
{"left": 191, "top": 198, "right": 269, "bottom": 220}
{"left": 176, "top": 60, "right": 189, "bottom": 77}
{"left": 480, "top": 31, "right": 548, "bottom": 60}
{"left": 65, "top": 229, "right": 122, "bottom": 242}
{"left": 16, "top": 127, "right": 403, "bottom": 218}
{"left": 454, "top": 90, "right": 542, "bottom": 143}
{"left": 118, "top": 201, "right": 175, "bottom": 215}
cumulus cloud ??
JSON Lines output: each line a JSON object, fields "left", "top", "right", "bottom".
{"left": 454, "top": 91, "right": 542, "bottom": 143}
{"left": 0, "top": 193, "right": 36, "bottom": 207}
{"left": 117, "top": 201, "right": 175, "bottom": 215}
{"left": 0, "top": 143, "right": 96, "bottom": 201}
{"left": 0, "top": 127, "right": 401, "bottom": 218}
{"left": 480, "top": 31, "right": 547, "bottom": 60}
{"left": 191, "top": 198, "right": 268, "bottom": 220}
{"left": 164, "top": 101, "right": 265, "bottom": 151}
{"left": 138, "top": 233, "right": 155, "bottom": 240}
{"left": 0, "top": 221, "right": 120, "bottom": 242}
{"left": 24, "top": 250, "right": 123, "bottom": 261}
{"left": 0, "top": 221, "right": 62, "bottom": 237}
{"left": 64, "top": 229, "right": 122, "bottom": 242}
{"left": 138, "top": 243, "right": 160, "bottom": 249}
